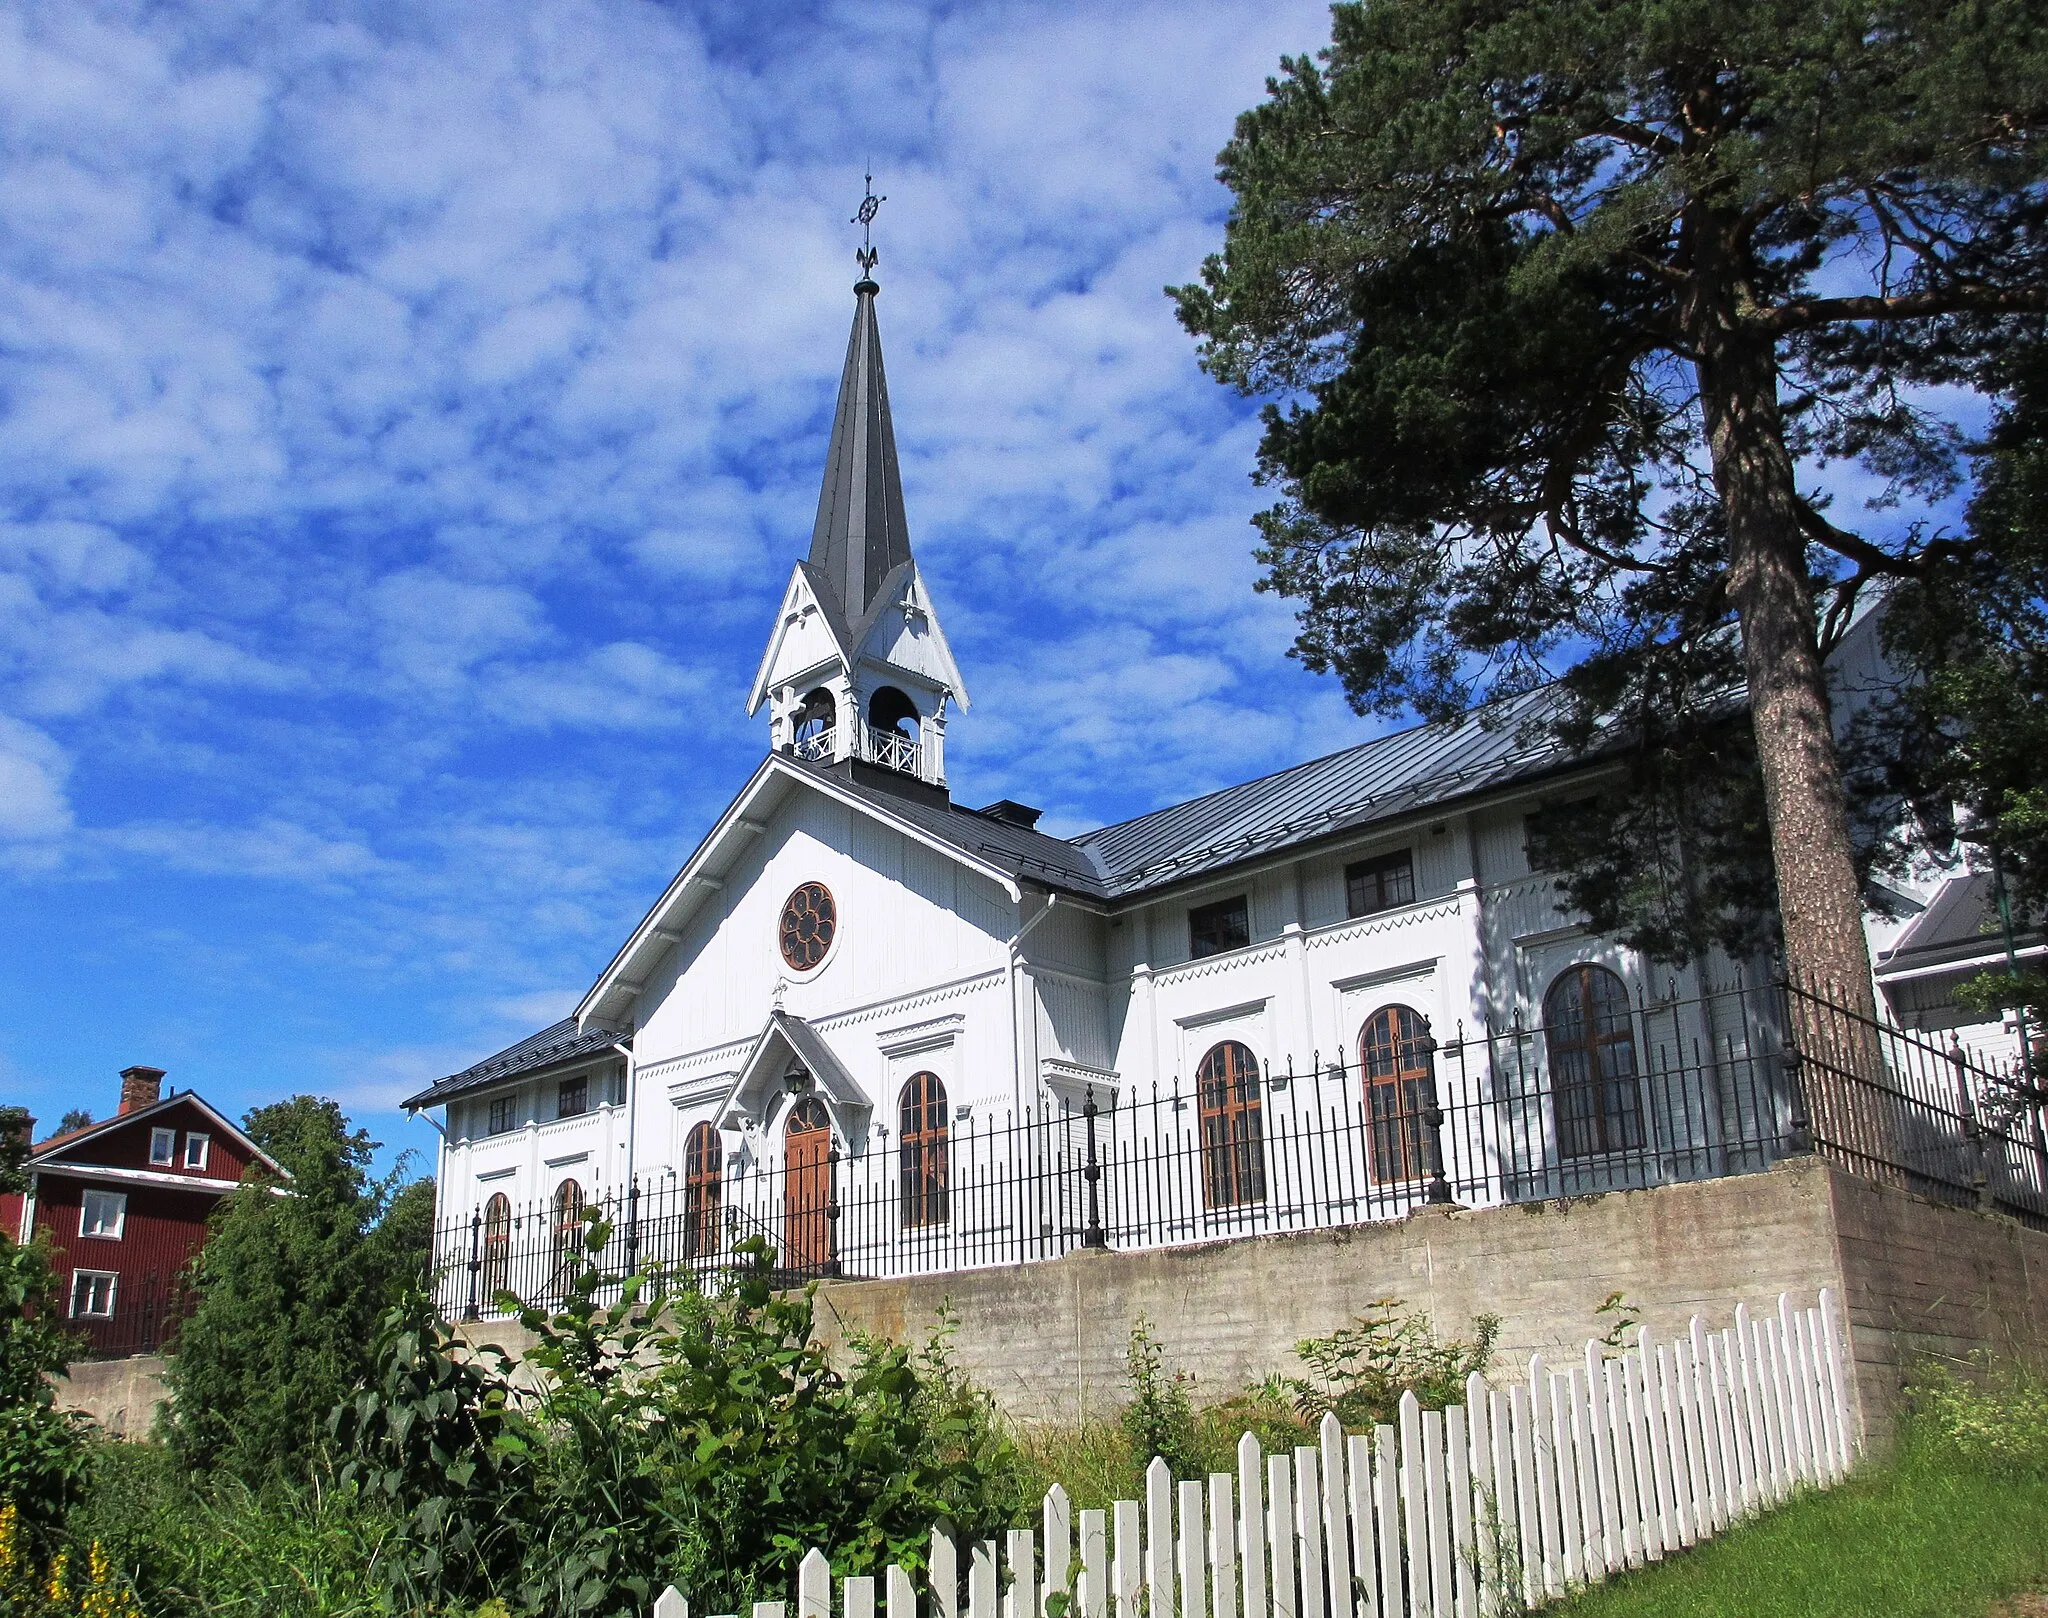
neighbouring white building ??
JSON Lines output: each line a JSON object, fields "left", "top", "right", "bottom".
{"left": 407, "top": 260, "right": 2041, "bottom": 1312}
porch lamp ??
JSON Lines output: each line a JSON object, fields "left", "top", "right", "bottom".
{"left": 783, "top": 1063, "right": 813, "bottom": 1098}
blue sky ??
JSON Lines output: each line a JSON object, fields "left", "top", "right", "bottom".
{"left": 0, "top": 0, "right": 1380, "bottom": 1170}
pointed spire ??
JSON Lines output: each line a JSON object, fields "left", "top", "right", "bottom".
{"left": 808, "top": 182, "right": 913, "bottom": 623}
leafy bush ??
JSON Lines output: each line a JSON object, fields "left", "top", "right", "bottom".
{"left": 1277, "top": 1298, "right": 1501, "bottom": 1431}
{"left": 0, "top": 1238, "right": 94, "bottom": 1548}
{"left": 337, "top": 1226, "right": 1033, "bottom": 1618}
{"left": 1909, "top": 1354, "right": 2048, "bottom": 1473}
{"left": 330, "top": 1292, "right": 529, "bottom": 1611}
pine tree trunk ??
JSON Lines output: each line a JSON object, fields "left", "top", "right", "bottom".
{"left": 1687, "top": 252, "right": 1896, "bottom": 1167}
{"left": 1690, "top": 300, "right": 1875, "bottom": 1007}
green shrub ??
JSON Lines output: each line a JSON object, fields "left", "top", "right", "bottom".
{"left": 62, "top": 1440, "right": 406, "bottom": 1618}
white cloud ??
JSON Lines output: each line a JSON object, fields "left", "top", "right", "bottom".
{"left": 0, "top": 717, "right": 72, "bottom": 841}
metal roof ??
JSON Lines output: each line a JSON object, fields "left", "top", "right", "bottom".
{"left": 1073, "top": 685, "right": 1589, "bottom": 898}
{"left": 403, "top": 1018, "right": 627, "bottom": 1112}
{"left": 1876, "top": 871, "right": 2045, "bottom": 978}
{"left": 808, "top": 277, "right": 913, "bottom": 622}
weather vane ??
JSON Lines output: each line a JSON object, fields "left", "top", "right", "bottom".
{"left": 852, "top": 170, "right": 885, "bottom": 276}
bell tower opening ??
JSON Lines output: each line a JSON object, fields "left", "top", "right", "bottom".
{"left": 791, "top": 688, "right": 836, "bottom": 760}
{"left": 867, "top": 686, "right": 918, "bottom": 737}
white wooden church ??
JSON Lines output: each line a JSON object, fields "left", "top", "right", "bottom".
{"left": 408, "top": 259, "right": 2013, "bottom": 1310}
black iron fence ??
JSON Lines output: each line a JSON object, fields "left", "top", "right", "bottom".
{"left": 429, "top": 976, "right": 2047, "bottom": 1318}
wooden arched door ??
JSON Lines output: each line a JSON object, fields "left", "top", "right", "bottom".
{"left": 783, "top": 1097, "right": 832, "bottom": 1273}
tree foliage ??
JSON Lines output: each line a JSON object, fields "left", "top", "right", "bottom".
{"left": 1856, "top": 341, "right": 2048, "bottom": 913}
{"left": 163, "top": 1097, "right": 431, "bottom": 1485}
{"left": 0, "top": 1110, "right": 31, "bottom": 1198}
{"left": 1173, "top": 0, "right": 2048, "bottom": 971}
{"left": 0, "top": 1238, "right": 93, "bottom": 1549}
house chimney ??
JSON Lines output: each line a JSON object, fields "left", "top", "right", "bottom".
{"left": 118, "top": 1066, "right": 166, "bottom": 1115}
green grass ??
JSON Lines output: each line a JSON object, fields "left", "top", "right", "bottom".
{"left": 1552, "top": 1439, "right": 2048, "bottom": 1618}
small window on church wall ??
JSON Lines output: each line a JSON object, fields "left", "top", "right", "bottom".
{"left": 868, "top": 686, "right": 919, "bottom": 738}
{"left": 557, "top": 1077, "right": 588, "bottom": 1119}
{"left": 1189, "top": 895, "right": 1250, "bottom": 958}
{"left": 550, "top": 1179, "right": 584, "bottom": 1300}
{"left": 1360, "top": 1006, "right": 1430, "bottom": 1181}
{"left": 1346, "top": 850, "right": 1415, "bottom": 917}
{"left": 487, "top": 1095, "right": 517, "bottom": 1135}
{"left": 482, "top": 1192, "right": 511, "bottom": 1298}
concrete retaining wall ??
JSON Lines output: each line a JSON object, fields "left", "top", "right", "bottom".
{"left": 807, "top": 1157, "right": 1851, "bottom": 1427}
{"left": 1830, "top": 1169, "right": 2048, "bottom": 1428}
{"left": 51, "top": 1355, "right": 168, "bottom": 1438}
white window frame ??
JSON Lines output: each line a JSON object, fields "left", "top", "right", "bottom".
{"left": 70, "top": 1270, "right": 117, "bottom": 1319}
{"left": 79, "top": 1189, "right": 127, "bottom": 1240}
{"left": 149, "top": 1127, "right": 176, "bottom": 1166}
{"left": 183, "top": 1132, "right": 211, "bottom": 1171}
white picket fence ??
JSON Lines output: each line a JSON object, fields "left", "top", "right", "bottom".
{"left": 653, "top": 1290, "right": 1855, "bottom": 1618}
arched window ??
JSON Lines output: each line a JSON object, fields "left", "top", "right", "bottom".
{"left": 1196, "top": 1041, "right": 1266, "bottom": 1209}
{"left": 792, "top": 688, "right": 836, "bottom": 755}
{"left": 1544, "top": 965, "right": 1646, "bottom": 1158}
{"left": 481, "top": 1192, "right": 511, "bottom": 1301}
{"left": 1360, "top": 1005, "right": 1431, "bottom": 1182}
{"left": 899, "top": 1072, "right": 950, "bottom": 1228}
{"left": 783, "top": 1097, "right": 833, "bottom": 1274}
{"left": 684, "top": 1122, "right": 722, "bottom": 1260}
{"left": 868, "top": 685, "right": 919, "bottom": 737}
{"left": 551, "top": 1178, "right": 584, "bottom": 1297}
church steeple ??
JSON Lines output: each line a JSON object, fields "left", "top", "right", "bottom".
{"left": 808, "top": 276, "right": 913, "bottom": 623}
{"left": 746, "top": 182, "right": 968, "bottom": 791}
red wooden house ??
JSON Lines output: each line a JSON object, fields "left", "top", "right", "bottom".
{"left": 1, "top": 1066, "right": 286, "bottom": 1357}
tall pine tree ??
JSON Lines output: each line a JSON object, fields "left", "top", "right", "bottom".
{"left": 1174, "top": 0, "right": 2048, "bottom": 999}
